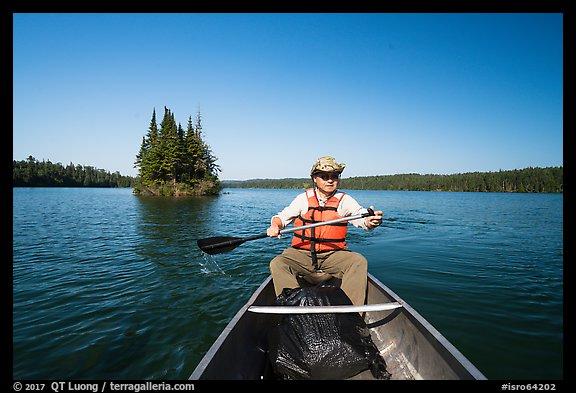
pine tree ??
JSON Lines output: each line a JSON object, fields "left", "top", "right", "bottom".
{"left": 184, "top": 116, "right": 198, "bottom": 181}
{"left": 157, "top": 107, "right": 182, "bottom": 185}
{"left": 193, "top": 110, "right": 220, "bottom": 179}
{"left": 135, "top": 108, "right": 162, "bottom": 183}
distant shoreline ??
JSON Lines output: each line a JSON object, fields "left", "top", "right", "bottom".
{"left": 13, "top": 160, "right": 562, "bottom": 194}
{"left": 222, "top": 166, "right": 563, "bottom": 194}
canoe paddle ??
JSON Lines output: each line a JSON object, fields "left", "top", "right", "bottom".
{"left": 197, "top": 208, "right": 375, "bottom": 255}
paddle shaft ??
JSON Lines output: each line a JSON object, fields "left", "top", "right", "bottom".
{"left": 277, "top": 210, "right": 373, "bottom": 236}
{"left": 198, "top": 209, "right": 375, "bottom": 254}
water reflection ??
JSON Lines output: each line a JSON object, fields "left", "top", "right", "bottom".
{"left": 134, "top": 194, "right": 223, "bottom": 273}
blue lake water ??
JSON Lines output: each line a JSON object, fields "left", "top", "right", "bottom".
{"left": 12, "top": 187, "right": 563, "bottom": 380}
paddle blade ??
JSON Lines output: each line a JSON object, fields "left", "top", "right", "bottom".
{"left": 197, "top": 236, "right": 246, "bottom": 255}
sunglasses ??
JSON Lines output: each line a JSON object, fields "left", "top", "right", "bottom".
{"left": 316, "top": 173, "right": 340, "bottom": 181}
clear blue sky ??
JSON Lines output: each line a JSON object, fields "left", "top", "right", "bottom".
{"left": 13, "top": 13, "right": 563, "bottom": 180}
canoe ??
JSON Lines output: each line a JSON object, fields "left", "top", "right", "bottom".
{"left": 189, "top": 273, "right": 487, "bottom": 380}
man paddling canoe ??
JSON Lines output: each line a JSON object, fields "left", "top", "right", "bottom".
{"left": 266, "top": 156, "right": 383, "bottom": 306}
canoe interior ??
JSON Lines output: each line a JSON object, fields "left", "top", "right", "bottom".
{"left": 190, "top": 274, "right": 486, "bottom": 380}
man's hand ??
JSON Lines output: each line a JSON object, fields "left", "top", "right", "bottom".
{"left": 267, "top": 217, "right": 284, "bottom": 238}
{"left": 365, "top": 208, "right": 383, "bottom": 229}
{"left": 267, "top": 225, "right": 282, "bottom": 238}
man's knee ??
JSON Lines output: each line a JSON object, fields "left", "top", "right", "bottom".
{"left": 269, "top": 256, "right": 284, "bottom": 274}
{"left": 348, "top": 252, "right": 368, "bottom": 270}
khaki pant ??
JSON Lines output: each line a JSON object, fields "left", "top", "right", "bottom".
{"left": 269, "top": 247, "right": 368, "bottom": 306}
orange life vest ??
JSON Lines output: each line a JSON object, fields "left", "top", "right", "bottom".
{"left": 291, "top": 188, "right": 348, "bottom": 252}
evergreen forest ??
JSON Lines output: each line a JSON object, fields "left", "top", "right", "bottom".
{"left": 13, "top": 156, "right": 134, "bottom": 188}
{"left": 133, "top": 107, "right": 221, "bottom": 196}
{"left": 223, "top": 166, "right": 563, "bottom": 193}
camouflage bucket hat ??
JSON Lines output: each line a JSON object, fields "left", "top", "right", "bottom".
{"left": 310, "top": 156, "right": 346, "bottom": 176}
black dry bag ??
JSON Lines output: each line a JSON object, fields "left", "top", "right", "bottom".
{"left": 267, "top": 284, "right": 391, "bottom": 380}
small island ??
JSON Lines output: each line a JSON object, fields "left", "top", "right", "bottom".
{"left": 133, "top": 107, "right": 221, "bottom": 196}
